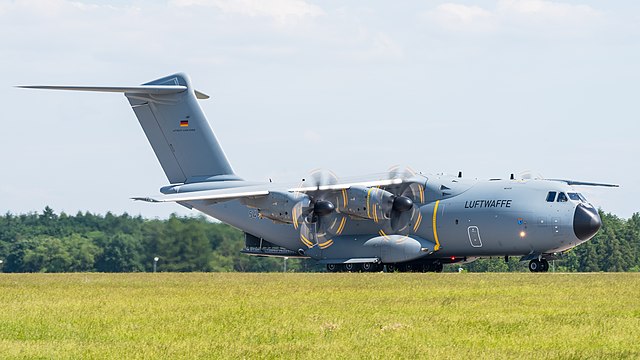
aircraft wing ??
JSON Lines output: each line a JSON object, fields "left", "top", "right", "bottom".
{"left": 133, "top": 178, "right": 405, "bottom": 203}
{"left": 548, "top": 179, "right": 620, "bottom": 187}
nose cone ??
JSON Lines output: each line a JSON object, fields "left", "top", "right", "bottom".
{"left": 573, "top": 204, "right": 601, "bottom": 241}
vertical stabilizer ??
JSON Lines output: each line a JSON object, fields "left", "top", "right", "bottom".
{"left": 126, "top": 73, "right": 238, "bottom": 184}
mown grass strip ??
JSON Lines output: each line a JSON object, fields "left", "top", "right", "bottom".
{"left": 0, "top": 273, "right": 638, "bottom": 359}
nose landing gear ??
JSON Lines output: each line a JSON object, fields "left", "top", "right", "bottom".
{"left": 529, "top": 259, "right": 549, "bottom": 272}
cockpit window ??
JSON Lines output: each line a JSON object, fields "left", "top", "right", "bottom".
{"left": 557, "top": 192, "right": 568, "bottom": 202}
{"left": 568, "top": 193, "right": 581, "bottom": 201}
{"left": 546, "top": 191, "right": 557, "bottom": 202}
{"left": 578, "top": 193, "right": 588, "bottom": 202}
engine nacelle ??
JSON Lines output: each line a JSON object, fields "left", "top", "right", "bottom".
{"left": 339, "top": 186, "right": 395, "bottom": 221}
{"left": 242, "top": 191, "right": 304, "bottom": 224}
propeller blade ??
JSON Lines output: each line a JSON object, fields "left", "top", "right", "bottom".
{"left": 295, "top": 169, "right": 347, "bottom": 249}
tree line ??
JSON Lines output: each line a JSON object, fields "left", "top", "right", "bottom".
{"left": 0, "top": 207, "right": 638, "bottom": 272}
{"left": 0, "top": 207, "right": 319, "bottom": 273}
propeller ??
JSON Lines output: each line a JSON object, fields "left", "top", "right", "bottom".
{"left": 293, "top": 170, "right": 347, "bottom": 249}
{"left": 519, "top": 170, "right": 544, "bottom": 181}
{"left": 385, "top": 165, "right": 426, "bottom": 234}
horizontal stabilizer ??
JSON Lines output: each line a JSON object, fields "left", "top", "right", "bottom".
{"left": 548, "top": 179, "right": 619, "bottom": 187}
{"left": 17, "top": 85, "right": 187, "bottom": 95}
{"left": 133, "top": 186, "right": 270, "bottom": 203}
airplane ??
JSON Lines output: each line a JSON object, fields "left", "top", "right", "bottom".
{"left": 20, "top": 73, "right": 618, "bottom": 273}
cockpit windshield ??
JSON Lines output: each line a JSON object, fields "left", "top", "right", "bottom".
{"left": 568, "top": 192, "right": 588, "bottom": 203}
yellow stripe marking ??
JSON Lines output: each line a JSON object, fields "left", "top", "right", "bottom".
{"left": 413, "top": 212, "right": 423, "bottom": 232}
{"left": 342, "top": 189, "right": 348, "bottom": 208}
{"left": 292, "top": 207, "right": 298, "bottom": 229}
{"left": 366, "top": 188, "right": 374, "bottom": 218}
{"left": 319, "top": 240, "right": 333, "bottom": 249}
{"left": 337, "top": 217, "right": 346, "bottom": 234}
{"left": 300, "top": 234, "right": 313, "bottom": 247}
{"left": 379, "top": 229, "right": 391, "bottom": 240}
{"left": 419, "top": 185, "right": 425, "bottom": 203}
{"left": 374, "top": 204, "right": 380, "bottom": 223}
{"left": 432, "top": 200, "right": 441, "bottom": 251}
{"left": 318, "top": 239, "right": 332, "bottom": 247}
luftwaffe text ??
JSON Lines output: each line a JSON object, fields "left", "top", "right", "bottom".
{"left": 464, "top": 200, "right": 512, "bottom": 209}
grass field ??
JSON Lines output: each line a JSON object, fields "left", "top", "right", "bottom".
{"left": 0, "top": 273, "right": 639, "bottom": 359}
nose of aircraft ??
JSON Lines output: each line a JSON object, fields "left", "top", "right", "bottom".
{"left": 573, "top": 204, "right": 602, "bottom": 241}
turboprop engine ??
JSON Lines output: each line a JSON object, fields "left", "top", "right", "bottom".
{"left": 242, "top": 191, "right": 302, "bottom": 224}
{"left": 339, "top": 186, "right": 414, "bottom": 224}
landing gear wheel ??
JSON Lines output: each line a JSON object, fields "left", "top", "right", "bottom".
{"left": 434, "top": 263, "right": 444, "bottom": 273}
{"left": 326, "top": 264, "right": 340, "bottom": 273}
{"left": 529, "top": 259, "right": 540, "bottom": 272}
{"left": 539, "top": 259, "right": 549, "bottom": 272}
{"left": 374, "top": 263, "right": 384, "bottom": 272}
{"left": 398, "top": 263, "right": 416, "bottom": 272}
{"left": 386, "top": 264, "right": 397, "bottom": 273}
{"left": 361, "top": 263, "right": 374, "bottom": 272}
{"left": 343, "top": 263, "right": 360, "bottom": 272}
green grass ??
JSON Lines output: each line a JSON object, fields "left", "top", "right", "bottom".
{"left": 0, "top": 273, "right": 639, "bottom": 359}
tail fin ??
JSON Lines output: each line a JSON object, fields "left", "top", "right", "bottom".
{"left": 128, "top": 73, "right": 237, "bottom": 184}
{"left": 20, "top": 73, "right": 238, "bottom": 184}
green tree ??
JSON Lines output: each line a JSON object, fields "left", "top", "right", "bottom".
{"left": 94, "top": 233, "right": 144, "bottom": 272}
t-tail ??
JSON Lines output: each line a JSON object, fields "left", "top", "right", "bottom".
{"left": 19, "top": 73, "right": 239, "bottom": 184}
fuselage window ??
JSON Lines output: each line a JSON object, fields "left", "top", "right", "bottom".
{"left": 568, "top": 193, "right": 581, "bottom": 201}
{"left": 546, "top": 191, "right": 557, "bottom": 202}
{"left": 557, "top": 192, "right": 568, "bottom": 202}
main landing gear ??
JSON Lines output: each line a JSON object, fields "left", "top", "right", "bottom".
{"left": 326, "top": 263, "right": 384, "bottom": 273}
{"left": 326, "top": 261, "right": 445, "bottom": 273}
{"left": 528, "top": 259, "right": 549, "bottom": 272}
{"left": 387, "top": 262, "right": 444, "bottom": 273}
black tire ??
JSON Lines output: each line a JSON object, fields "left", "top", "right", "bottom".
{"left": 386, "top": 264, "right": 397, "bottom": 273}
{"left": 326, "top": 263, "right": 340, "bottom": 273}
{"left": 529, "top": 259, "right": 540, "bottom": 272}
{"left": 343, "top": 263, "right": 360, "bottom": 272}
{"left": 361, "top": 263, "right": 374, "bottom": 272}
{"left": 540, "top": 259, "right": 549, "bottom": 272}
{"left": 398, "top": 264, "right": 414, "bottom": 272}
{"left": 374, "top": 263, "right": 384, "bottom": 272}
{"left": 434, "top": 263, "right": 444, "bottom": 273}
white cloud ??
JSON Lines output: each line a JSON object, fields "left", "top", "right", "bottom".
{"left": 423, "top": 0, "right": 602, "bottom": 33}
{"left": 425, "top": 3, "right": 495, "bottom": 32}
{"left": 171, "top": 0, "right": 324, "bottom": 24}
{"left": 498, "top": 0, "right": 599, "bottom": 20}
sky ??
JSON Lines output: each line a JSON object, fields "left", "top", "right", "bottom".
{"left": 1, "top": 0, "right": 638, "bottom": 219}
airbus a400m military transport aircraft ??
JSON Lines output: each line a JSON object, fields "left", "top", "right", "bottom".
{"left": 22, "top": 73, "right": 618, "bottom": 273}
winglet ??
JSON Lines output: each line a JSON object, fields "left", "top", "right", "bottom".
{"left": 131, "top": 197, "right": 161, "bottom": 203}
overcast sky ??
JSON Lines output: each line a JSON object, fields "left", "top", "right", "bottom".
{"left": 1, "top": 0, "right": 638, "bottom": 219}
